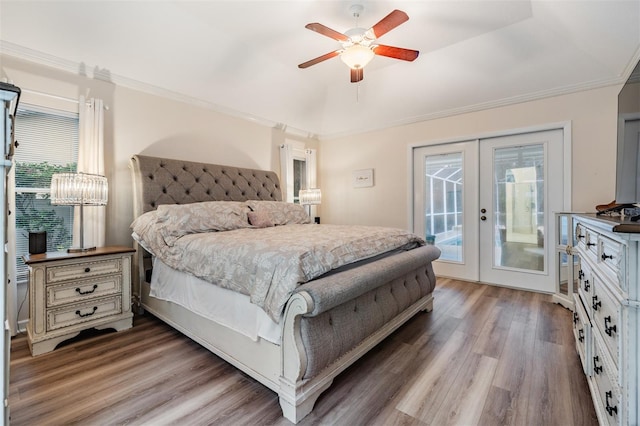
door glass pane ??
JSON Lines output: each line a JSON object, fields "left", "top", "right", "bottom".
{"left": 493, "top": 144, "right": 544, "bottom": 271}
{"left": 424, "top": 152, "right": 463, "bottom": 262}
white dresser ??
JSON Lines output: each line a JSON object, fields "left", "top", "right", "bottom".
{"left": 571, "top": 214, "right": 639, "bottom": 426}
{"left": 23, "top": 246, "right": 135, "bottom": 356}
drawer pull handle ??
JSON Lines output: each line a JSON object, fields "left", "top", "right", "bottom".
{"left": 593, "top": 356, "right": 603, "bottom": 374}
{"left": 586, "top": 242, "right": 596, "bottom": 247}
{"left": 577, "top": 233, "right": 585, "bottom": 240}
{"left": 592, "top": 296, "right": 601, "bottom": 311}
{"left": 601, "top": 253, "right": 613, "bottom": 261}
{"left": 84, "top": 267, "right": 91, "bottom": 273}
{"left": 76, "top": 285, "right": 98, "bottom": 295}
{"left": 578, "top": 328, "right": 584, "bottom": 342}
{"left": 578, "top": 270, "right": 584, "bottom": 280}
{"left": 583, "top": 279, "right": 590, "bottom": 292}
{"left": 75, "top": 307, "right": 97, "bottom": 318}
{"left": 604, "top": 316, "right": 617, "bottom": 336}
{"left": 573, "top": 312, "right": 579, "bottom": 324}
{"left": 605, "top": 391, "right": 618, "bottom": 416}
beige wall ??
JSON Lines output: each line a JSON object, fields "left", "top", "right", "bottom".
{"left": 319, "top": 86, "right": 621, "bottom": 229}
{"left": 0, "top": 53, "right": 623, "bottom": 327}
{"left": 0, "top": 55, "right": 313, "bottom": 248}
{"left": 2, "top": 54, "right": 621, "bottom": 240}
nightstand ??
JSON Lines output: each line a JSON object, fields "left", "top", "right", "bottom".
{"left": 23, "top": 246, "right": 135, "bottom": 356}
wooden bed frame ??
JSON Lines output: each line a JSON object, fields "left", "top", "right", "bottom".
{"left": 129, "top": 154, "right": 440, "bottom": 423}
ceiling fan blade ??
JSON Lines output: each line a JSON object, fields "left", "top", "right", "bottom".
{"left": 373, "top": 45, "right": 419, "bottom": 61}
{"left": 370, "top": 9, "right": 409, "bottom": 39}
{"left": 305, "top": 23, "right": 349, "bottom": 42}
{"left": 350, "top": 68, "right": 364, "bottom": 83}
{"left": 298, "top": 50, "right": 341, "bottom": 69}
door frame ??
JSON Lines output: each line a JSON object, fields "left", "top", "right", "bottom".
{"left": 408, "top": 121, "right": 572, "bottom": 288}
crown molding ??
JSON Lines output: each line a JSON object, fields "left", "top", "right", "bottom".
{"left": 1, "top": 41, "right": 631, "bottom": 142}
{"left": 0, "top": 41, "right": 313, "bottom": 138}
{"left": 318, "top": 74, "right": 627, "bottom": 140}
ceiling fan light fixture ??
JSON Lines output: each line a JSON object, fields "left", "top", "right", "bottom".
{"left": 340, "top": 44, "right": 375, "bottom": 69}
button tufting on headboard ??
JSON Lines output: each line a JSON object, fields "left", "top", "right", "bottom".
{"left": 130, "top": 155, "right": 283, "bottom": 216}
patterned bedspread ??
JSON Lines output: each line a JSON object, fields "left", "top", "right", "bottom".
{"left": 135, "top": 223, "right": 424, "bottom": 321}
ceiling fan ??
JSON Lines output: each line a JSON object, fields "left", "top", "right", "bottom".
{"left": 298, "top": 5, "right": 419, "bottom": 83}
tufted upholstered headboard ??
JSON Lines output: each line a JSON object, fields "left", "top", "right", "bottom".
{"left": 129, "top": 154, "right": 282, "bottom": 218}
{"left": 129, "top": 154, "right": 283, "bottom": 289}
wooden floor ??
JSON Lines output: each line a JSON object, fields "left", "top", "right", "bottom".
{"left": 9, "top": 278, "right": 598, "bottom": 425}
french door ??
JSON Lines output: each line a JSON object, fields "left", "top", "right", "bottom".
{"left": 413, "top": 141, "right": 479, "bottom": 281}
{"left": 413, "top": 128, "right": 565, "bottom": 293}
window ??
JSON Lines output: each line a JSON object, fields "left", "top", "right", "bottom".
{"left": 13, "top": 106, "right": 79, "bottom": 283}
{"left": 293, "top": 158, "right": 307, "bottom": 204}
{"left": 280, "top": 142, "right": 317, "bottom": 203}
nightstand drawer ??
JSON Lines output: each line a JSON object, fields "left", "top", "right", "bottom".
{"left": 46, "top": 257, "right": 122, "bottom": 284}
{"left": 46, "top": 275, "right": 122, "bottom": 307}
{"left": 46, "top": 295, "right": 122, "bottom": 331}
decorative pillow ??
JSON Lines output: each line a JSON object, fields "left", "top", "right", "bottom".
{"left": 245, "top": 200, "right": 311, "bottom": 225}
{"left": 248, "top": 211, "right": 275, "bottom": 228}
{"left": 156, "top": 201, "right": 251, "bottom": 245}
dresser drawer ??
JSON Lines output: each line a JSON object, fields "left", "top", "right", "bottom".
{"left": 46, "top": 257, "right": 123, "bottom": 284}
{"left": 572, "top": 294, "right": 591, "bottom": 375}
{"left": 598, "top": 235, "right": 625, "bottom": 293}
{"left": 592, "top": 281, "right": 621, "bottom": 371}
{"left": 584, "top": 228, "right": 600, "bottom": 264}
{"left": 592, "top": 340, "right": 621, "bottom": 426}
{"left": 46, "top": 295, "right": 122, "bottom": 331}
{"left": 46, "top": 275, "right": 122, "bottom": 307}
{"left": 575, "top": 222, "right": 587, "bottom": 248}
{"left": 578, "top": 260, "right": 594, "bottom": 316}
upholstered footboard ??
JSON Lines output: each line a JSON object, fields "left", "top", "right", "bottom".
{"left": 279, "top": 245, "right": 440, "bottom": 423}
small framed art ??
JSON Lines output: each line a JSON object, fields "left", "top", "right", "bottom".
{"left": 353, "top": 168, "right": 374, "bottom": 188}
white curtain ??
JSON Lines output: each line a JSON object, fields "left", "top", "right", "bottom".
{"left": 279, "top": 143, "right": 294, "bottom": 202}
{"left": 74, "top": 97, "right": 106, "bottom": 248}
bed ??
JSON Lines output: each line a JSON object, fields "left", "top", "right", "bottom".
{"left": 129, "top": 154, "right": 440, "bottom": 423}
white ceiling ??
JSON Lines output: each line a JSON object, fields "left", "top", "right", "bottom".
{"left": 1, "top": 1, "right": 640, "bottom": 139}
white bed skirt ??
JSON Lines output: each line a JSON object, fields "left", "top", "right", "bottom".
{"left": 150, "top": 258, "right": 281, "bottom": 344}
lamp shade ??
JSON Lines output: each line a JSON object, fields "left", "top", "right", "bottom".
{"left": 340, "top": 44, "right": 375, "bottom": 69}
{"left": 50, "top": 172, "right": 108, "bottom": 206}
{"left": 299, "top": 188, "right": 322, "bottom": 205}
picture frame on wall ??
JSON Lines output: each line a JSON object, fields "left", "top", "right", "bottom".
{"left": 353, "top": 168, "right": 374, "bottom": 188}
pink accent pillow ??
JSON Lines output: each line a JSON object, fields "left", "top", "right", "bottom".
{"left": 248, "top": 211, "right": 275, "bottom": 228}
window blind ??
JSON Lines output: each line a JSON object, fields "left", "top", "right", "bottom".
{"left": 14, "top": 105, "right": 79, "bottom": 282}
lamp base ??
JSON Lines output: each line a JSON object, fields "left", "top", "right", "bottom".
{"left": 67, "top": 246, "right": 97, "bottom": 253}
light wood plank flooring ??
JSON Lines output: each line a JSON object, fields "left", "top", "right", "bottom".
{"left": 9, "top": 278, "right": 598, "bottom": 425}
